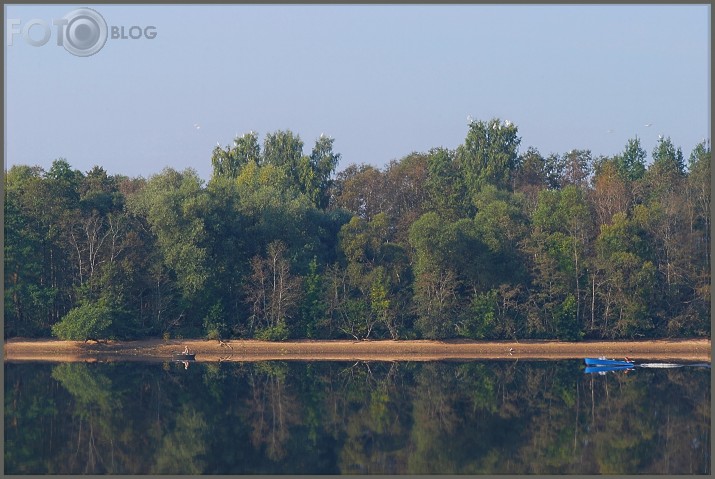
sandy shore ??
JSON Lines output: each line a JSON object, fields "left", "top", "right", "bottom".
{"left": 3, "top": 337, "right": 711, "bottom": 363}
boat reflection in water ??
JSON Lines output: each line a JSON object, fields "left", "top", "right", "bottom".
{"left": 583, "top": 357, "right": 711, "bottom": 374}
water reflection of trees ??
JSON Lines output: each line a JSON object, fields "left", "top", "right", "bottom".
{"left": 50, "top": 363, "right": 122, "bottom": 474}
{"left": 246, "top": 362, "right": 300, "bottom": 461}
{"left": 152, "top": 405, "right": 207, "bottom": 474}
{"left": 3, "top": 361, "right": 710, "bottom": 475}
{"left": 337, "top": 361, "right": 410, "bottom": 474}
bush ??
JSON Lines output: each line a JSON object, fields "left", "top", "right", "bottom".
{"left": 554, "top": 294, "right": 583, "bottom": 341}
{"left": 458, "top": 289, "right": 498, "bottom": 339}
{"left": 203, "top": 302, "right": 227, "bottom": 340}
{"left": 256, "top": 322, "right": 289, "bottom": 341}
{"left": 51, "top": 299, "right": 113, "bottom": 340}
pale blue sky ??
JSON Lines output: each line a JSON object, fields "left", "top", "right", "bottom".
{"left": 5, "top": 4, "right": 711, "bottom": 180}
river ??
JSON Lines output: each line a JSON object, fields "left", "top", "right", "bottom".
{"left": 4, "top": 359, "right": 710, "bottom": 474}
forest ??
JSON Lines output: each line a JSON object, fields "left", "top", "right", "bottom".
{"left": 4, "top": 118, "right": 711, "bottom": 341}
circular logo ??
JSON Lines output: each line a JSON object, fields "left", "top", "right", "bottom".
{"left": 62, "top": 8, "right": 107, "bottom": 57}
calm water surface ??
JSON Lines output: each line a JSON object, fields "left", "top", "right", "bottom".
{"left": 4, "top": 360, "right": 710, "bottom": 474}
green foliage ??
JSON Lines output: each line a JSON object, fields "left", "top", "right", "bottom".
{"left": 245, "top": 240, "right": 303, "bottom": 337}
{"left": 339, "top": 213, "right": 390, "bottom": 265}
{"left": 458, "top": 117, "right": 521, "bottom": 195}
{"left": 532, "top": 185, "right": 590, "bottom": 237}
{"left": 263, "top": 129, "right": 304, "bottom": 168}
{"left": 471, "top": 186, "right": 529, "bottom": 285}
{"left": 4, "top": 192, "right": 56, "bottom": 336}
{"left": 338, "top": 297, "right": 375, "bottom": 339}
{"left": 233, "top": 161, "right": 322, "bottom": 266}
{"left": 211, "top": 131, "right": 261, "bottom": 178}
{"left": 458, "top": 290, "right": 498, "bottom": 339}
{"left": 408, "top": 212, "right": 454, "bottom": 273}
{"left": 525, "top": 185, "right": 592, "bottom": 336}
{"left": 553, "top": 294, "right": 581, "bottom": 340}
{"left": 334, "top": 213, "right": 408, "bottom": 339}
{"left": 127, "top": 167, "right": 209, "bottom": 299}
{"left": 46, "top": 158, "right": 83, "bottom": 209}
{"left": 300, "top": 257, "right": 327, "bottom": 338}
{"left": 50, "top": 299, "right": 113, "bottom": 340}
{"left": 255, "top": 322, "right": 290, "bottom": 341}
{"left": 4, "top": 122, "right": 710, "bottom": 342}
{"left": 81, "top": 165, "right": 121, "bottom": 214}
{"left": 409, "top": 212, "right": 460, "bottom": 338}
{"left": 369, "top": 267, "right": 394, "bottom": 337}
{"left": 614, "top": 137, "right": 646, "bottom": 181}
{"left": 203, "top": 302, "right": 227, "bottom": 340}
{"left": 595, "top": 212, "right": 657, "bottom": 337}
{"left": 651, "top": 136, "right": 685, "bottom": 177}
{"left": 513, "top": 147, "right": 561, "bottom": 211}
{"left": 306, "top": 135, "right": 341, "bottom": 208}
{"left": 426, "top": 147, "right": 472, "bottom": 219}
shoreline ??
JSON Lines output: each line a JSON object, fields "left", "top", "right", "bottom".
{"left": 3, "top": 337, "right": 711, "bottom": 363}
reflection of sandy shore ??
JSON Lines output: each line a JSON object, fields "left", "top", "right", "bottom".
{"left": 3, "top": 338, "right": 711, "bottom": 362}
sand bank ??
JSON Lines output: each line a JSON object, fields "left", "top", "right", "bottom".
{"left": 3, "top": 337, "right": 710, "bottom": 362}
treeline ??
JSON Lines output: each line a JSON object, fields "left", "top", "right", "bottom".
{"left": 4, "top": 120, "right": 710, "bottom": 340}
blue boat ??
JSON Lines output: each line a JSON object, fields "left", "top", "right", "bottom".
{"left": 584, "top": 357, "right": 634, "bottom": 367}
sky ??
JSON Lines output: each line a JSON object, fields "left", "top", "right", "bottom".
{"left": 5, "top": 4, "right": 711, "bottom": 181}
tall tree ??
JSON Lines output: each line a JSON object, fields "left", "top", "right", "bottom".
{"left": 558, "top": 149, "right": 592, "bottom": 188}
{"left": 245, "top": 240, "right": 303, "bottom": 339}
{"left": 336, "top": 213, "right": 408, "bottom": 339}
{"left": 594, "top": 211, "right": 656, "bottom": 337}
{"left": 686, "top": 140, "right": 710, "bottom": 271}
{"left": 650, "top": 136, "right": 685, "bottom": 181}
{"left": 80, "top": 165, "right": 120, "bottom": 214}
{"left": 613, "top": 137, "right": 647, "bottom": 182}
{"left": 4, "top": 166, "right": 59, "bottom": 336}
{"left": 425, "top": 147, "right": 471, "bottom": 219}
{"left": 262, "top": 130, "right": 304, "bottom": 169}
{"left": 126, "top": 168, "right": 209, "bottom": 335}
{"left": 304, "top": 134, "right": 341, "bottom": 209}
{"left": 46, "top": 158, "right": 83, "bottom": 210}
{"left": 591, "top": 157, "right": 629, "bottom": 226}
{"left": 527, "top": 186, "right": 592, "bottom": 339}
{"left": 637, "top": 137, "right": 689, "bottom": 332}
{"left": 681, "top": 140, "right": 711, "bottom": 335}
{"left": 330, "top": 164, "right": 386, "bottom": 221}
{"left": 409, "top": 212, "right": 459, "bottom": 338}
{"left": 457, "top": 117, "right": 521, "bottom": 196}
{"left": 299, "top": 257, "right": 327, "bottom": 338}
{"left": 382, "top": 153, "right": 430, "bottom": 242}
{"left": 211, "top": 131, "right": 261, "bottom": 179}
{"left": 513, "top": 147, "right": 552, "bottom": 212}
